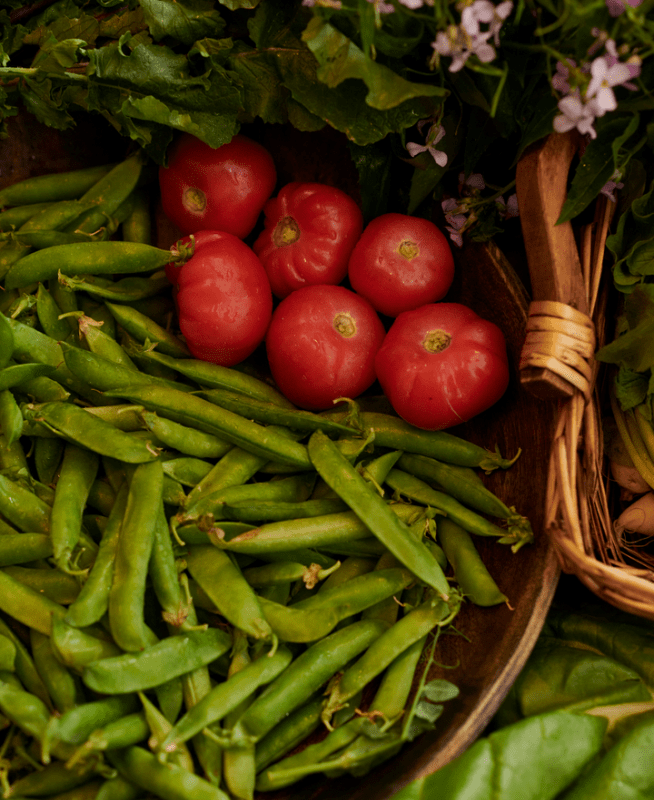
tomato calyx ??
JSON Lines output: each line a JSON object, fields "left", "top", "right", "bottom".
{"left": 397, "top": 239, "right": 420, "bottom": 260}
{"left": 333, "top": 312, "right": 357, "bottom": 338}
{"left": 272, "top": 216, "right": 301, "bottom": 247}
{"left": 422, "top": 328, "right": 451, "bottom": 353}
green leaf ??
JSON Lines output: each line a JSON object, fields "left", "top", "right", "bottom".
{"left": 558, "top": 713, "right": 654, "bottom": 800}
{"left": 301, "top": 17, "right": 446, "bottom": 111}
{"left": 410, "top": 711, "right": 607, "bottom": 800}
{"left": 511, "top": 91, "right": 558, "bottom": 167}
{"left": 86, "top": 40, "right": 242, "bottom": 157}
{"left": 225, "top": 40, "right": 291, "bottom": 125}
{"left": 595, "top": 285, "right": 654, "bottom": 372}
{"left": 139, "top": 0, "right": 226, "bottom": 45}
{"left": 414, "top": 699, "right": 443, "bottom": 724}
{"left": 615, "top": 368, "right": 648, "bottom": 410}
{"left": 348, "top": 139, "right": 394, "bottom": 222}
{"left": 421, "top": 678, "right": 459, "bottom": 703}
{"left": 217, "top": 0, "right": 260, "bottom": 8}
{"left": 511, "top": 637, "right": 651, "bottom": 718}
{"left": 558, "top": 113, "right": 641, "bottom": 225}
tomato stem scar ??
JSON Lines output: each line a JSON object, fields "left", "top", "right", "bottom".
{"left": 183, "top": 187, "right": 207, "bottom": 214}
{"left": 423, "top": 329, "right": 451, "bottom": 353}
{"left": 333, "top": 312, "right": 357, "bottom": 338}
{"left": 273, "top": 216, "right": 301, "bottom": 247}
{"left": 397, "top": 239, "right": 419, "bottom": 260}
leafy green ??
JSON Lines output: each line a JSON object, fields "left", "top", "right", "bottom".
{"left": 392, "top": 711, "right": 607, "bottom": 800}
{"left": 139, "top": 0, "right": 225, "bottom": 45}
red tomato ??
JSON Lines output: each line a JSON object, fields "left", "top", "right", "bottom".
{"left": 348, "top": 213, "right": 455, "bottom": 317}
{"left": 174, "top": 230, "right": 272, "bottom": 367}
{"left": 374, "top": 303, "right": 509, "bottom": 430}
{"left": 159, "top": 133, "right": 277, "bottom": 239}
{"left": 253, "top": 182, "right": 363, "bottom": 299}
{"left": 266, "top": 285, "right": 386, "bottom": 411}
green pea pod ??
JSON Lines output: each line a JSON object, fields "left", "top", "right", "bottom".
{"left": 66, "top": 153, "right": 143, "bottom": 235}
{"left": 65, "top": 484, "right": 127, "bottom": 629}
{"left": 308, "top": 431, "right": 451, "bottom": 599}
{"left": 0, "top": 388, "right": 23, "bottom": 446}
{"left": 30, "top": 629, "right": 83, "bottom": 715}
{"left": 141, "top": 411, "right": 232, "bottom": 460}
{"left": 0, "top": 534, "right": 53, "bottom": 565}
{"left": 0, "top": 201, "right": 53, "bottom": 231}
{"left": 163, "top": 456, "right": 213, "bottom": 487}
{"left": 22, "top": 402, "right": 161, "bottom": 463}
{"left": 200, "top": 387, "right": 356, "bottom": 437}
{"left": 36, "top": 283, "right": 73, "bottom": 343}
{"left": 254, "top": 695, "right": 323, "bottom": 774}
{"left": 184, "top": 544, "right": 273, "bottom": 642}
{"left": 230, "top": 619, "right": 389, "bottom": 748}
{"left": 257, "top": 568, "right": 412, "bottom": 643}
{"left": 0, "top": 162, "right": 116, "bottom": 207}
{"left": 59, "top": 271, "right": 170, "bottom": 302}
{"left": 324, "top": 409, "right": 519, "bottom": 471}
{"left": 386, "top": 468, "right": 534, "bottom": 552}
{"left": 123, "top": 344, "right": 293, "bottom": 407}
{"left": 121, "top": 189, "right": 152, "bottom": 244}
{"left": 61, "top": 341, "right": 194, "bottom": 394}
{"left": 398, "top": 452, "right": 533, "bottom": 538}
{"left": 0, "top": 312, "right": 14, "bottom": 370}
{"left": 51, "top": 443, "right": 100, "bottom": 575}
{"left": 4, "top": 565, "right": 80, "bottom": 605}
{"left": 95, "top": 775, "right": 142, "bottom": 800}
{"left": 437, "top": 517, "right": 508, "bottom": 606}
{"left": 4, "top": 241, "right": 183, "bottom": 289}
{"left": 54, "top": 694, "right": 140, "bottom": 746}
{"left": 104, "top": 383, "right": 312, "bottom": 470}
{"left": 83, "top": 627, "right": 232, "bottom": 695}
{"left": 222, "top": 497, "right": 348, "bottom": 523}
{"left": 160, "top": 647, "right": 293, "bottom": 753}
{"left": 75, "top": 313, "right": 139, "bottom": 370}
{"left": 7, "top": 229, "right": 103, "bottom": 248}
{"left": 108, "top": 460, "right": 164, "bottom": 652}
{"left": 105, "top": 301, "right": 190, "bottom": 358}
{"left": 50, "top": 616, "right": 122, "bottom": 671}
{"left": 322, "top": 597, "right": 458, "bottom": 725}
{"left": 108, "top": 745, "right": 230, "bottom": 800}
{"left": 0, "top": 634, "right": 15, "bottom": 672}
{"left": 0, "top": 472, "right": 51, "bottom": 533}
{"left": 0, "top": 362, "right": 56, "bottom": 390}
{"left": 0, "top": 616, "right": 53, "bottom": 710}
{"left": 0, "top": 567, "right": 67, "bottom": 633}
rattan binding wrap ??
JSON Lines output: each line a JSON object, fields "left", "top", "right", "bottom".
{"left": 536, "top": 196, "right": 654, "bottom": 621}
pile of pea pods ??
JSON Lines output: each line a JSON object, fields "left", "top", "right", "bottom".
{"left": 0, "top": 153, "right": 534, "bottom": 800}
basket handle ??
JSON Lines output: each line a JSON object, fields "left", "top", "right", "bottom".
{"left": 516, "top": 131, "right": 595, "bottom": 401}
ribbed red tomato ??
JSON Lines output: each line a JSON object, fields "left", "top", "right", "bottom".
{"left": 174, "top": 230, "right": 272, "bottom": 367}
{"left": 348, "top": 213, "right": 455, "bottom": 317}
{"left": 253, "top": 182, "right": 363, "bottom": 299}
{"left": 265, "top": 284, "right": 386, "bottom": 411}
{"left": 159, "top": 133, "right": 277, "bottom": 239}
{"left": 374, "top": 302, "right": 509, "bottom": 430}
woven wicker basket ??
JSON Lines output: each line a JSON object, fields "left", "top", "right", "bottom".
{"left": 517, "top": 131, "right": 654, "bottom": 621}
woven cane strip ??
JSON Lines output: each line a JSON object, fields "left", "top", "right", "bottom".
{"left": 520, "top": 301, "right": 596, "bottom": 401}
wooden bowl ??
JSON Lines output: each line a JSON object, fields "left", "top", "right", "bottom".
{"left": 0, "top": 112, "right": 560, "bottom": 799}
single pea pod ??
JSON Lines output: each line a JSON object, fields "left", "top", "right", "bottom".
{"left": 324, "top": 409, "right": 520, "bottom": 471}
{"left": 58, "top": 271, "right": 170, "bottom": 302}
{"left": 0, "top": 162, "right": 116, "bottom": 207}
{"left": 0, "top": 312, "right": 14, "bottom": 371}
{"left": 0, "top": 388, "right": 23, "bottom": 446}
{"left": 200, "top": 387, "right": 356, "bottom": 437}
{"left": 437, "top": 517, "right": 509, "bottom": 606}
{"left": 4, "top": 241, "right": 184, "bottom": 289}
{"left": 0, "top": 201, "right": 53, "bottom": 231}
{"left": 308, "top": 430, "right": 451, "bottom": 599}
{"left": 105, "top": 301, "right": 190, "bottom": 358}
{"left": 21, "top": 401, "right": 161, "bottom": 463}
{"left": 82, "top": 627, "right": 232, "bottom": 694}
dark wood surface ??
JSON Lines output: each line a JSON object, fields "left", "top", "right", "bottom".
{"left": 0, "top": 111, "right": 561, "bottom": 799}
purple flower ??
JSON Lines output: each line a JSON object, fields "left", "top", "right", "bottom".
{"left": 600, "top": 170, "right": 624, "bottom": 202}
{"left": 552, "top": 59, "right": 576, "bottom": 93}
{"left": 606, "top": 0, "right": 642, "bottom": 17}
{"left": 586, "top": 55, "right": 633, "bottom": 114}
{"left": 432, "top": 25, "right": 495, "bottom": 72}
{"left": 496, "top": 193, "right": 519, "bottom": 218}
{"left": 406, "top": 123, "right": 448, "bottom": 167}
{"left": 459, "top": 172, "right": 486, "bottom": 192}
{"left": 367, "top": 0, "right": 395, "bottom": 13}
{"left": 441, "top": 198, "right": 467, "bottom": 247}
{"left": 553, "top": 92, "right": 598, "bottom": 139}
{"left": 398, "top": 0, "right": 425, "bottom": 7}
{"left": 301, "top": 0, "right": 343, "bottom": 6}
